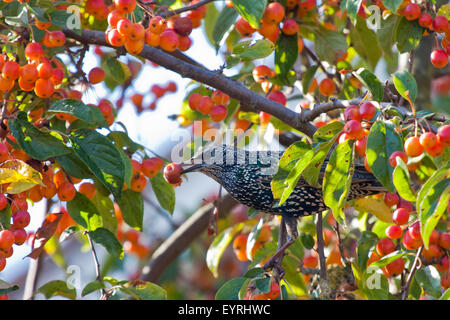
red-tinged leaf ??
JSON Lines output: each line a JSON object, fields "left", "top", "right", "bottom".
{"left": 27, "top": 212, "right": 63, "bottom": 259}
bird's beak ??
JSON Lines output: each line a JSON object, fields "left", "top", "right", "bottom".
{"left": 181, "top": 163, "right": 204, "bottom": 174}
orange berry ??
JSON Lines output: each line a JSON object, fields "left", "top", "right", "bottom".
{"left": 57, "top": 181, "right": 76, "bottom": 202}
{"left": 141, "top": 157, "right": 164, "bottom": 178}
{"left": 263, "top": 2, "right": 285, "bottom": 24}
{"left": 159, "top": 29, "right": 179, "bottom": 52}
{"left": 79, "top": 182, "right": 96, "bottom": 200}
{"left": 232, "top": 234, "right": 249, "bottom": 262}
{"left": 25, "top": 42, "right": 44, "bottom": 61}
{"left": 88, "top": 67, "right": 105, "bottom": 84}
{"left": 318, "top": 78, "right": 336, "bottom": 96}
{"left": 128, "top": 23, "right": 145, "bottom": 41}
{"left": 2, "top": 60, "right": 20, "bottom": 81}
{"left": 114, "top": 0, "right": 136, "bottom": 14}
{"left": 149, "top": 16, "right": 167, "bottom": 34}
{"left": 124, "top": 39, "right": 145, "bottom": 55}
{"left": 130, "top": 172, "right": 147, "bottom": 192}
{"left": 34, "top": 78, "right": 54, "bottom": 98}
{"left": 235, "top": 17, "right": 255, "bottom": 37}
{"left": 404, "top": 136, "right": 424, "bottom": 157}
{"left": 145, "top": 30, "right": 160, "bottom": 47}
{"left": 37, "top": 61, "right": 53, "bottom": 79}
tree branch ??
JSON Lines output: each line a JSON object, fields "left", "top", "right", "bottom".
{"left": 141, "top": 194, "right": 237, "bottom": 282}
{"left": 62, "top": 28, "right": 318, "bottom": 138}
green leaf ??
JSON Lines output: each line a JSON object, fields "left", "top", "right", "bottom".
{"left": 119, "top": 281, "right": 167, "bottom": 300}
{"left": 381, "top": 0, "right": 402, "bottom": 13}
{"left": 440, "top": 288, "right": 450, "bottom": 300}
{"left": 370, "top": 250, "right": 405, "bottom": 269}
{"left": 243, "top": 267, "right": 265, "bottom": 279}
{"left": 302, "top": 65, "right": 319, "bottom": 94}
{"left": 420, "top": 180, "right": 450, "bottom": 248}
{"left": 314, "top": 28, "right": 348, "bottom": 65}
{"left": 299, "top": 232, "right": 315, "bottom": 250}
{"left": 340, "top": 0, "right": 363, "bottom": 23}
{"left": 215, "top": 277, "right": 248, "bottom": 300}
{"left": 255, "top": 277, "right": 271, "bottom": 293}
{"left": 361, "top": 267, "right": 390, "bottom": 300}
{"left": 354, "top": 68, "right": 384, "bottom": 102}
{"left": 48, "top": 9, "right": 72, "bottom": 28}
{"left": 150, "top": 172, "right": 175, "bottom": 214}
{"left": 233, "top": 39, "right": 274, "bottom": 61}
{"left": 248, "top": 241, "right": 277, "bottom": 269}
{"left": 231, "top": 0, "right": 267, "bottom": 29}
{"left": 275, "top": 33, "right": 298, "bottom": 81}
{"left": 91, "top": 190, "right": 117, "bottom": 234}
{"left": 9, "top": 112, "right": 71, "bottom": 161}
{"left": 118, "top": 149, "right": 133, "bottom": 189}
{"left": 277, "top": 148, "right": 314, "bottom": 206}
{"left": 0, "top": 205, "right": 12, "bottom": 230}
{"left": 356, "top": 231, "right": 378, "bottom": 272}
{"left": 67, "top": 192, "right": 103, "bottom": 231}
{"left": 393, "top": 71, "right": 418, "bottom": 103}
{"left": 89, "top": 227, "right": 123, "bottom": 259}
{"left": 36, "top": 280, "right": 76, "bottom": 300}
{"left": 207, "top": 223, "right": 244, "bottom": 278}
{"left": 414, "top": 266, "right": 442, "bottom": 299}
{"left": 349, "top": 16, "right": 381, "bottom": 70}
{"left": 303, "top": 130, "right": 342, "bottom": 187}
{"left": 377, "top": 14, "right": 400, "bottom": 58}
{"left": 0, "top": 279, "right": 19, "bottom": 295}
{"left": 56, "top": 151, "right": 94, "bottom": 179}
{"left": 117, "top": 189, "right": 144, "bottom": 231}
{"left": 271, "top": 141, "right": 313, "bottom": 200}
{"left": 48, "top": 99, "right": 106, "bottom": 126}
{"left": 4, "top": 4, "right": 28, "bottom": 26}
{"left": 366, "top": 121, "right": 403, "bottom": 192}
{"left": 81, "top": 281, "right": 105, "bottom": 297}
{"left": 107, "top": 131, "right": 144, "bottom": 154}
{"left": 323, "top": 139, "right": 355, "bottom": 224}
{"left": 392, "top": 157, "right": 416, "bottom": 202}
{"left": 313, "top": 121, "right": 345, "bottom": 144}
{"left": 211, "top": 6, "right": 238, "bottom": 50}
{"left": 395, "top": 17, "right": 424, "bottom": 53}
{"left": 69, "top": 129, "right": 125, "bottom": 199}
{"left": 282, "top": 255, "right": 307, "bottom": 296}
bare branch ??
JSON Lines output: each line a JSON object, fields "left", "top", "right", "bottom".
{"left": 141, "top": 194, "right": 237, "bottom": 282}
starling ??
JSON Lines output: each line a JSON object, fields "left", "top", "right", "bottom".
{"left": 181, "top": 144, "right": 385, "bottom": 269}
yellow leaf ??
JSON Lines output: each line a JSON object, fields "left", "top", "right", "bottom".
{"left": 0, "top": 160, "right": 45, "bottom": 194}
{"left": 354, "top": 197, "right": 393, "bottom": 223}
{"left": 437, "top": 4, "right": 450, "bottom": 19}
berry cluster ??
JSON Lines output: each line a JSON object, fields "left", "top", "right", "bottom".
{"left": 104, "top": 0, "right": 203, "bottom": 54}
{"left": 188, "top": 90, "right": 230, "bottom": 122}
{"left": 233, "top": 0, "right": 310, "bottom": 47}
{"left": 398, "top": 2, "right": 449, "bottom": 69}
{"left": 1, "top": 42, "right": 65, "bottom": 98}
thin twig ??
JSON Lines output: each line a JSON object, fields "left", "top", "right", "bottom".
{"left": 334, "top": 221, "right": 348, "bottom": 267}
{"left": 315, "top": 212, "right": 327, "bottom": 280}
{"left": 402, "top": 245, "right": 423, "bottom": 300}
{"left": 162, "top": 0, "right": 215, "bottom": 18}
{"left": 86, "top": 232, "right": 107, "bottom": 299}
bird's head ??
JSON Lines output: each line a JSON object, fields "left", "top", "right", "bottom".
{"left": 180, "top": 144, "right": 281, "bottom": 177}
{"left": 180, "top": 144, "right": 240, "bottom": 175}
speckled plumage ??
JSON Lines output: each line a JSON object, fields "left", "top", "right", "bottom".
{"left": 183, "top": 145, "right": 385, "bottom": 218}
